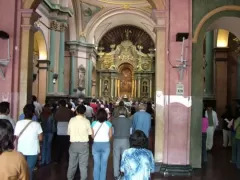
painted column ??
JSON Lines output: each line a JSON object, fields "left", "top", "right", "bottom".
{"left": 150, "top": 78, "right": 152, "bottom": 98}
{"left": 205, "top": 31, "right": 214, "bottom": 96}
{"left": 115, "top": 78, "right": 118, "bottom": 97}
{"left": 19, "top": 10, "right": 39, "bottom": 115}
{"left": 37, "top": 60, "right": 50, "bottom": 104}
{"left": 137, "top": 75, "right": 141, "bottom": 98}
{"left": 99, "top": 75, "right": 102, "bottom": 97}
{"left": 70, "top": 50, "right": 76, "bottom": 95}
{"left": 154, "top": 26, "right": 165, "bottom": 163}
{"left": 111, "top": 76, "right": 114, "bottom": 97}
{"left": 88, "top": 59, "right": 92, "bottom": 96}
{"left": 47, "top": 21, "right": 57, "bottom": 94}
{"left": 58, "top": 23, "right": 67, "bottom": 94}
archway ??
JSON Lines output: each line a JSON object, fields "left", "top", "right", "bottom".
{"left": 191, "top": 6, "right": 240, "bottom": 168}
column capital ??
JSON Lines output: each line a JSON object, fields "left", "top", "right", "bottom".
{"left": 50, "top": 20, "right": 59, "bottom": 31}
{"left": 69, "top": 49, "right": 77, "bottom": 56}
{"left": 60, "top": 22, "right": 68, "bottom": 32}
{"left": 154, "top": 26, "right": 166, "bottom": 33}
{"left": 37, "top": 60, "right": 50, "bottom": 70}
{"left": 151, "top": 9, "right": 166, "bottom": 27}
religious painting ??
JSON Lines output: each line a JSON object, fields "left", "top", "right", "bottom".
{"left": 81, "top": 3, "right": 101, "bottom": 29}
{"left": 120, "top": 68, "right": 132, "bottom": 97}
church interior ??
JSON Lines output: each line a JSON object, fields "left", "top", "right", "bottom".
{"left": 1, "top": 0, "right": 240, "bottom": 179}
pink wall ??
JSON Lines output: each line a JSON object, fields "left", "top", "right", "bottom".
{"left": 163, "top": 0, "right": 192, "bottom": 165}
{"left": 0, "top": 0, "right": 21, "bottom": 119}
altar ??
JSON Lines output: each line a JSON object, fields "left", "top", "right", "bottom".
{"left": 96, "top": 30, "right": 155, "bottom": 100}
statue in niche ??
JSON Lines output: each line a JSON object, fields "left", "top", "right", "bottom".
{"left": 104, "top": 80, "right": 109, "bottom": 92}
{"left": 78, "top": 65, "right": 85, "bottom": 88}
{"left": 125, "top": 29, "right": 132, "bottom": 40}
{"left": 143, "top": 81, "right": 148, "bottom": 93}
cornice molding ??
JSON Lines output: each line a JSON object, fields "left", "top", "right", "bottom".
{"left": 43, "top": 0, "right": 74, "bottom": 17}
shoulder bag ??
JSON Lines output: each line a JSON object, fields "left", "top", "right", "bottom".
{"left": 94, "top": 122, "right": 104, "bottom": 138}
{"left": 14, "top": 121, "right": 33, "bottom": 150}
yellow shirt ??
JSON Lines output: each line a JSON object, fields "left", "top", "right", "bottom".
{"left": 68, "top": 115, "right": 92, "bottom": 142}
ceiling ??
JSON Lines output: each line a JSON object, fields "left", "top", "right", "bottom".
{"left": 81, "top": 0, "right": 151, "bottom": 8}
{"left": 99, "top": 25, "right": 155, "bottom": 53}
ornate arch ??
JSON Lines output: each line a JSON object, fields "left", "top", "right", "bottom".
{"left": 193, "top": 5, "right": 240, "bottom": 43}
{"left": 34, "top": 30, "right": 48, "bottom": 59}
{"left": 23, "top": 0, "right": 42, "bottom": 9}
{"left": 84, "top": 7, "right": 156, "bottom": 45}
{"left": 147, "top": 0, "right": 166, "bottom": 10}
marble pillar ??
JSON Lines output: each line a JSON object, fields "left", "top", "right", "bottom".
{"left": 19, "top": 10, "right": 39, "bottom": 114}
{"left": 205, "top": 31, "right": 214, "bottom": 97}
{"left": 37, "top": 60, "right": 50, "bottom": 104}
{"left": 70, "top": 50, "right": 76, "bottom": 95}
{"left": 111, "top": 76, "right": 114, "bottom": 97}
{"left": 58, "top": 23, "right": 67, "bottom": 94}
{"left": 47, "top": 21, "right": 57, "bottom": 94}
{"left": 137, "top": 75, "right": 141, "bottom": 98}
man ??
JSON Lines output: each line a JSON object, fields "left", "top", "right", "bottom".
{"left": 19, "top": 104, "right": 38, "bottom": 121}
{"left": 67, "top": 105, "right": 92, "bottom": 180}
{"left": 55, "top": 99, "right": 73, "bottom": 163}
{"left": 84, "top": 101, "right": 94, "bottom": 122}
{"left": 0, "top": 101, "right": 15, "bottom": 128}
{"left": 90, "top": 99, "right": 98, "bottom": 115}
{"left": 32, "top": 95, "right": 42, "bottom": 119}
{"left": 112, "top": 107, "right": 132, "bottom": 178}
{"left": 205, "top": 105, "right": 219, "bottom": 151}
{"left": 132, "top": 103, "right": 151, "bottom": 147}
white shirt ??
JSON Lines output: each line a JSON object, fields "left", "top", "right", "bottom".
{"left": 91, "top": 121, "right": 112, "bottom": 142}
{"left": 14, "top": 119, "right": 42, "bottom": 155}
{"left": 205, "top": 110, "right": 219, "bottom": 127}
{"left": 33, "top": 101, "right": 42, "bottom": 118}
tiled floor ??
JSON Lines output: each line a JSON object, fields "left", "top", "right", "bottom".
{"left": 34, "top": 133, "right": 240, "bottom": 180}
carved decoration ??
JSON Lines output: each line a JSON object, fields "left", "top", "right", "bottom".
{"left": 78, "top": 65, "right": 86, "bottom": 88}
{"left": 50, "top": 21, "right": 58, "bottom": 31}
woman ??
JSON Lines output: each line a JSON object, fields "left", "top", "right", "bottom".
{"left": 0, "top": 119, "right": 29, "bottom": 180}
{"left": 15, "top": 104, "right": 43, "bottom": 180}
{"left": 40, "top": 104, "right": 55, "bottom": 165}
{"left": 120, "top": 130, "right": 154, "bottom": 180}
{"left": 91, "top": 109, "right": 112, "bottom": 180}
{"left": 202, "top": 110, "right": 208, "bottom": 163}
{"left": 221, "top": 105, "right": 233, "bottom": 147}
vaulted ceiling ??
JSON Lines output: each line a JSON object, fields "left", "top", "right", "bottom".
{"left": 99, "top": 25, "right": 155, "bottom": 54}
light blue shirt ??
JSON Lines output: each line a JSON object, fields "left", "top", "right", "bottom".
{"left": 132, "top": 111, "right": 151, "bottom": 137}
{"left": 19, "top": 113, "right": 38, "bottom": 121}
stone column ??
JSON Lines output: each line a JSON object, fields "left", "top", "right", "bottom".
{"left": 37, "top": 60, "right": 50, "bottom": 104}
{"left": 204, "top": 31, "right": 214, "bottom": 97}
{"left": 19, "top": 10, "right": 39, "bottom": 114}
{"left": 215, "top": 48, "right": 229, "bottom": 124}
{"left": 115, "top": 78, "right": 118, "bottom": 97}
{"left": 69, "top": 50, "right": 76, "bottom": 95}
{"left": 154, "top": 26, "right": 165, "bottom": 163}
{"left": 48, "top": 21, "right": 58, "bottom": 94}
{"left": 58, "top": 23, "right": 67, "bottom": 94}
{"left": 137, "top": 75, "right": 141, "bottom": 98}
{"left": 111, "top": 76, "right": 114, "bottom": 97}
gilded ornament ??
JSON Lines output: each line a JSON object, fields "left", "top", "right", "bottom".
{"left": 50, "top": 20, "right": 58, "bottom": 30}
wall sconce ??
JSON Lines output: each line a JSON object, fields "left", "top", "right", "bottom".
{"left": 52, "top": 73, "right": 58, "bottom": 84}
{"left": 33, "top": 73, "right": 37, "bottom": 82}
{"left": 0, "top": 30, "right": 10, "bottom": 80}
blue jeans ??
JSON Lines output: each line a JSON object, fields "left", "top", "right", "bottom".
{"left": 25, "top": 155, "right": 38, "bottom": 180}
{"left": 41, "top": 133, "right": 53, "bottom": 164}
{"left": 92, "top": 142, "right": 110, "bottom": 180}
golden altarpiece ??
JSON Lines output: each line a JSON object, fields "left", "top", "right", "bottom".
{"left": 96, "top": 34, "right": 155, "bottom": 100}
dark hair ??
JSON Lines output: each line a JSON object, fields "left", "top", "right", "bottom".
{"left": 146, "top": 102, "right": 153, "bottom": 114}
{"left": 96, "top": 108, "right": 107, "bottom": 123}
{"left": 92, "top": 99, "right": 97, "bottom": 103}
{"left": 59, "top": 99, "right": 66, "bottom": 107}
{"left": 131, "top": 107, "right": 136, "bottom": 115}
{"left": 32, "top": 95, "right": 37, "bottom": 102}
{"left": 119, "top": 101, "right": 124, "bottom": 107}
{"left": 68, "top": 103, "right": 72, "bottom": 110}
{"left": 0, "top": 101, "right": 10, "bottom": 114}
{"left": 23, "top": 104, "right": 35, "bottom": 119}
{"left": 84, "top": 101, "right": 90, "bottom": 106}
{"left": 0, "top": 119, "right": 14, "bottom": 154}
{"left": 129, "top": 130, "right": 147, "bottom": 149}
{"left": 76, "top": 105, "right": 86, "bottom": 114}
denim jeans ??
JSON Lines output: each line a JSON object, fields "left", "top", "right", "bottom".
{"left": 41, "top": 133, "right": 53, "bottom": 164}
{"left": 92, "top": 142, "right": 110, "bottom": 180}
{"left": 202, "top": 133, "right": 207, "bottom": 162}
{"left": 25, "top": 155, "right": 38, "bottom": 180}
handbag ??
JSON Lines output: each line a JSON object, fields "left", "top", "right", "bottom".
{"left": 14, "top": 121, "right": 33, "bottom": 150}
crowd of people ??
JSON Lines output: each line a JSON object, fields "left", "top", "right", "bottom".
{"left": 0, "top": 96, "right": 156, "bottom": 180}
